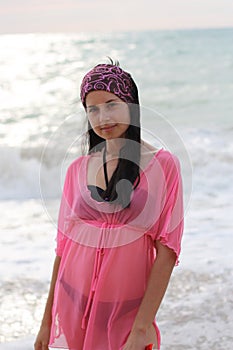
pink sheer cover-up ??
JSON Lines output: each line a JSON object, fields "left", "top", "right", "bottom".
{"left": 49, "top": 148, "right": 184, "bottom": 350}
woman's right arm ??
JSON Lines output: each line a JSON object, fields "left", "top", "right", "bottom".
{"left": 34, "top": 255, "right": 61, "bottom": 350}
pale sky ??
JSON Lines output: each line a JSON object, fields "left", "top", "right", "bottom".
{"left": 0, "top": 0, "right": 232, "bottom": 34}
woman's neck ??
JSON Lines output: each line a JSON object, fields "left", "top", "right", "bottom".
{"left": 105, "top": 138, "right": 126, "bottom": 157}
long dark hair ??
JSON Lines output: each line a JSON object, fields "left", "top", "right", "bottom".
{"left": 83, "top": 65, "right": 141, "bottom": 209}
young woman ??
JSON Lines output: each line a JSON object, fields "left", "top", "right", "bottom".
{"left": 34, "top": 62, "right": 184, "bottom": 350}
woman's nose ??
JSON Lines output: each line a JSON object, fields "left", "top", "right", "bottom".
{"left": 98, "top": 105, "right": 110, "bottom": 122}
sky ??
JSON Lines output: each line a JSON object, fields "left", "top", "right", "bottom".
{"left": 0, "top": 0, "right": 233, "bottom": 34}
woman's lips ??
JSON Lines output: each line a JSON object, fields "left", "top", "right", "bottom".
{"left": 100, "top": 124, "right": 117, "bottom": 131}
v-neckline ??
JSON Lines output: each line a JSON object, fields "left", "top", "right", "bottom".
{"left": 85, "top": 148, "right": 164, "bottom": 198}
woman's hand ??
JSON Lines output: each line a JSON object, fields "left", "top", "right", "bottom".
{"left": 122, "top": 329, "right": 147, "bottom": 350}
{"left": 34, "top": 324, "right": 51, "bottom": 350}
{"left": 122, "top": 325, "right": 158, "bottom": 350}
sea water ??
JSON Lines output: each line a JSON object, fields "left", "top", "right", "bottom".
{"left": 0, "top": 28, "right": 233, "bottom": 349}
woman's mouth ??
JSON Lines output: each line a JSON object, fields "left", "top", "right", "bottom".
{"left": 100, "top": 124, "right": 117, "bottom": 131}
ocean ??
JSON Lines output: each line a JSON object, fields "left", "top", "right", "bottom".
{"left": 0, "top": 28, "right": 232, "bottom": 349}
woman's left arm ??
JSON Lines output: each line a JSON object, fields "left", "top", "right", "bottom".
{"left": 123, "top": 241, "right": 177, "bottom": 349}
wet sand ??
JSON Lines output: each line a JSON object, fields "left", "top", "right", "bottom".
{"left": 0, "top": 268, "right": 232, "bottom": 349}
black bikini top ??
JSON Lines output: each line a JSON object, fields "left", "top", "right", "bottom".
{"left": 87, "top": 146, "right": 110, "bottom": 202}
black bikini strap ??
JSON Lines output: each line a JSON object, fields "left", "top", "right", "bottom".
{"left": 103, "top": 146, "right": 109, "bottom": 188}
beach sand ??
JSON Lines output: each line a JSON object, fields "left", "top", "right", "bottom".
{"left": 0, "top": 267, "right": 232, "bottom": 349}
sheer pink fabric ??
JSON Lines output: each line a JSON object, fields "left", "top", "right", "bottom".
{"left": 49, "top": 149, "right": 184, "bottom": 350}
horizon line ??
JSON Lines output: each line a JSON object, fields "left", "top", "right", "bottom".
{"left": 0, "top": 25, "right": 232, "bottom": 36}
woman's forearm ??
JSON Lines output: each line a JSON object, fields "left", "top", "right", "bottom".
{"left": 132, "top": 241, "right": 176, "bottom": 332}
{"left": 40, "top": 255, "right": 61, "bottom": 327}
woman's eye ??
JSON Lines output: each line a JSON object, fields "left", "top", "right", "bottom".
{"left": 87, "top": 106, "right": 98, "bottom": 115}
{"left": 107, "top": 102, "right": 117, "bottom": 109}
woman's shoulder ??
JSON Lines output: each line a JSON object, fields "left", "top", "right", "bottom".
{"left": 156, "top": 148, "right": 180, "bottom": 162}
{"left": 154, "top": 148, "right": 181, "bottom": 179}
{"left": 66, "top": 154, "right": 88, "bottom": 174}
{"left": 142, "top": 140, "right": 180, "bottom": 164}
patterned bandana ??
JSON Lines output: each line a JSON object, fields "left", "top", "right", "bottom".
{"left": 80, "top": 64, "right": 138, "bottom": 107}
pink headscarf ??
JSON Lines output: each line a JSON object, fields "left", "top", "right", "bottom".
{"left": 80, "top": 64, "right": 138, "bottom": 107}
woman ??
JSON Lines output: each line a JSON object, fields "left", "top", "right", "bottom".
{"left": 34, "top": 62, "right": 184, "bottom": 350}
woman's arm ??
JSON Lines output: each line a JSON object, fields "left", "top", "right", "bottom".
{"left": 34, "top": 255, "right": 61, "bottom": 350}
{"left": 123, "top": 241, "right": 177, "bottom": 349}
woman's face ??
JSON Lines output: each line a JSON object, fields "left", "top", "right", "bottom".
{"left": 85, "top": 90, "right": 131, "bottom": 140}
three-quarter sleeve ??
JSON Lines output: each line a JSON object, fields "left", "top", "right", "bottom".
{"left": 153, "top": 153, "right": 184, "bottom": 265}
